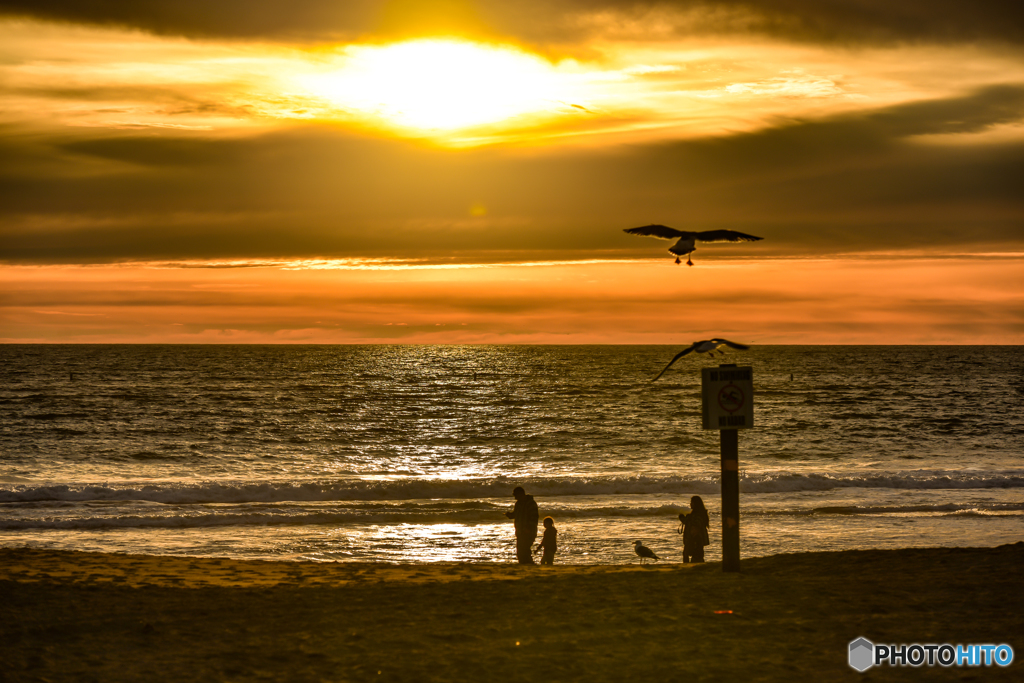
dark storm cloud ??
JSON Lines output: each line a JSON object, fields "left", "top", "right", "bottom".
{"left": 2, "top": 85, "right": 1023, "bottom": 264}
{"left": 2, "top": 0, "right": 1023, "bottom": 44}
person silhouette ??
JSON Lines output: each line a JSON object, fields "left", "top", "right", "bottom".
{"left": 504, "top": 486, "right": 539, "bottom": 565}
{"left": 678, "top": 495, "right": 710, "bottom": 563}
{"left": 535, "top": 516, "right": 557, "bottom": 565}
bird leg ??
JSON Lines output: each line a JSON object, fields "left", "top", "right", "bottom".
{"left": 674, "top": 256, "right": 681, "bottom": 265}
{"left": 687, "top": 256, "right": 694, "bottom": 266}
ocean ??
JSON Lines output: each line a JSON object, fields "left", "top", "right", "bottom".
{"left": 1, "top": 345, "right": 1022, "bottom": 564}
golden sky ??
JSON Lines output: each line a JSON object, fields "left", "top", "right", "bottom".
{"left": 1, "top": 0, "right": 1023, "bottom": 343}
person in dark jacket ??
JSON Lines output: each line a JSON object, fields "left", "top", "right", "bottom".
{"left": 678, "top": 495, "right": 710, "bottom": 563}
{"left": 505, "top": 486, "right": 539, "bottom": 564}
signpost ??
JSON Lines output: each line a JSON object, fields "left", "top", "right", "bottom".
{"left": 701, "top": 364, "right": 753, "bottom": 572}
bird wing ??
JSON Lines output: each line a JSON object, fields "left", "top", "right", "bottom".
{"left": 693, "top": 230, "right": 763, "bottom": 243}
{"left": 624, "top": 224, "right": 688, "bottom": 240}
{"left": 652, "top": 345, "right": 695, "bottom": 382}
{"left": 709, "top": 338, "right": 750, "bottom": 351}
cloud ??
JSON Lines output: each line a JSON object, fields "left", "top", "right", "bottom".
{"left": 2, "top": 1, "right": 1023, "bottom": 45}
{"left": 2, "top": 85, "right": 1023, "bottom": 264}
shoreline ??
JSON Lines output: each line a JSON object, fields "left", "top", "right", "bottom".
{"left": 3, "top": 544, "right": 1022, "bottom": 681}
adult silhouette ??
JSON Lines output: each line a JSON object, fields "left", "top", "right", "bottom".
{"left": 678, "top": 495, "right": 711, "bottom": 563}
{"left": 505, "top": 486, "right": 539, "bottom": 564}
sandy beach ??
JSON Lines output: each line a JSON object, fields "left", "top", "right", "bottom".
{"left": 2, "top": 543, "right": 1021, "bottom": 682}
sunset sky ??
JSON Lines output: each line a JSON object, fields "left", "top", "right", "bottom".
{"left": 2, "top": 0, "right": 1022, "bottom": 343}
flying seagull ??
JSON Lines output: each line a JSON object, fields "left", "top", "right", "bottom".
{"left": 653, "top": 339, "right": 750, "bottom": 381}
{"left": 633, "top": 540, "right": 659, "bottom": 564}
{"left": 624, "top": 225, "right": 763, "bottom": 266}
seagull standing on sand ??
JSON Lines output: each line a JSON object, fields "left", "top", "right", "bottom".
{"left": 633, "top": 540, "right": 659, "bottom": 564}
{"left": 624, "top": 225, "right": 763, "bottom": 266}
{"left": 653, "top": 339, "right": 750, "bottom": 381}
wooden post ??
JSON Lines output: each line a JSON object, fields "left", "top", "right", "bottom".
{"left": 720, "top": 428, "right": 740, "bottom": 572}
{"left": 701, "top": 363, "right": 752, "bottom": 573}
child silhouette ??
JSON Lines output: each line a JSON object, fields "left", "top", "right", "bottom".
{"left": 536, "top": 516, "right": 557, "bottom": 565}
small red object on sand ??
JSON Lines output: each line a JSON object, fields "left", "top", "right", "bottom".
{"left": 714, "top": 610, "right": 733, "bottom": 614}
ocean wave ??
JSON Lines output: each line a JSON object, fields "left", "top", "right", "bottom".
{"left": 737, "top": 472, "right": 1024, "bottom": 493}
{"left": 808, "top": 502, "right": 1024, "bottom": 515}
{"left": 0, "top": 510, "right": 490, "bottom": 530}
{"left": 2, "top": 471, "right": 1023, "bottom": 505}
{"left": 937, "top": 509, "right": 1024, "bottom": 518}
{"left": 0, "top": 478, "right": 709, "bottom": 505}
{"left": 0, "top": 503, "right": 697, "bottom": 530}
{"left": 4, "top": 499, "right": 1021, "bottom": 532}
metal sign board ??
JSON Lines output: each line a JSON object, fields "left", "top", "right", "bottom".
{"left": 701, "top": 365, "right": 754, "bottom": 430}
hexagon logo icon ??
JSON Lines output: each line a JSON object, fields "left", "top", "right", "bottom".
{"left": 849, "top": 637, "right": 874, "bottom": 672}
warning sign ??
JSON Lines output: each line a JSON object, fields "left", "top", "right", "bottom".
{"left": 718, "top": 384, "right": 745, "bottom": 413}
{"left": 702, "top": 365, "right": 754, "bottom": 430}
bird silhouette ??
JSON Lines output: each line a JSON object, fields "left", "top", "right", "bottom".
{"left": 653, "top": 339, "right": 750, "bottom": 381}
{"left": 624, "top": 225, "right": 763, "bottom": 266}
{"left": 633, "top": 540, "right": 659, "bottom": 564}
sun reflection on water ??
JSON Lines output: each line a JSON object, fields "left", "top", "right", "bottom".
{"left": 351, "top": 523, "right": 509, "bottom": 563}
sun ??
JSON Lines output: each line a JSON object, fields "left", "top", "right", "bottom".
{"left": 300, "top": 39, "right": 570, "bottom": 132}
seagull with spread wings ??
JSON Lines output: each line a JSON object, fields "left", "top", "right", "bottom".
{"left": 653, "top": 339, "right": 750, "bottom": 381}
{"left": 624, "top": 224, "right": 763, "bottom": 266}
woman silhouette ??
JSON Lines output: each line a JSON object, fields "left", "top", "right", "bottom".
{"left": 678, "top": 496, "right": 710, "bottom": 563}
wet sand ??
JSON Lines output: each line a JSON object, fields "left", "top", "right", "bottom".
{"left": 2, "top": 544, "right": 1022, "bottom": 682}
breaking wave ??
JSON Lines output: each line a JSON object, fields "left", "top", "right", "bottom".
{"left": 2, "top": 470, "right": 1022, "bottom": 505}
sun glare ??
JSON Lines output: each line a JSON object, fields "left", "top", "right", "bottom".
{"left": 300, "top": 39, "right": 570, "bottom": 132}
